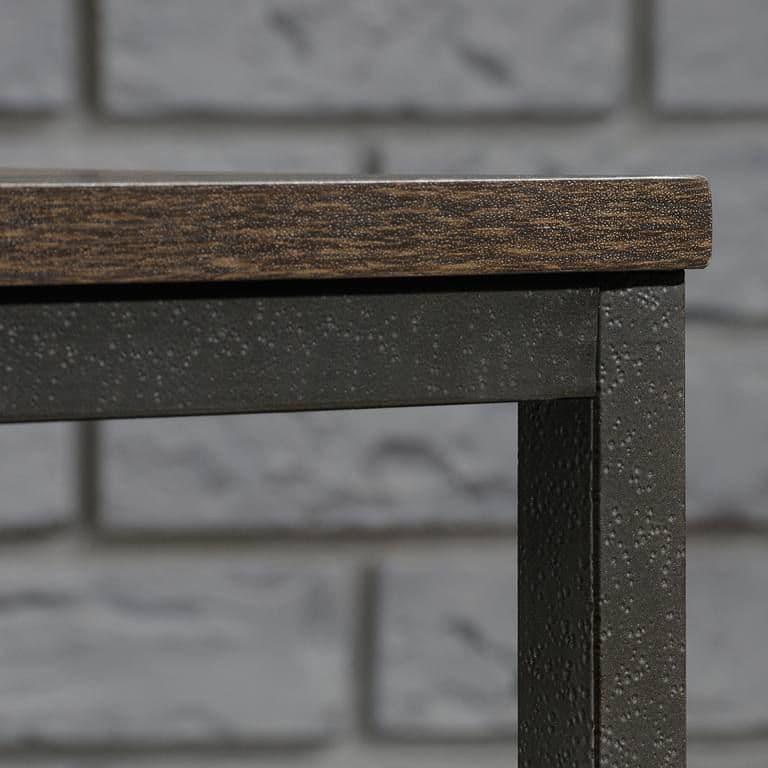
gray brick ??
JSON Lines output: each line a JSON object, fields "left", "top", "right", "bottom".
{"left": 2, "top": 748, "right": 519, "bottom": 768}
{"left": 0, "top": 423, "right": 73, "bottom": 530}
{"left": 0, "top": 126, "right": 359, "bottom": 174}
{"left": 656, "top": 0, "right": 768, "bottom": 112}
{"left": 688, "top": 539, "right": 768, "bottom": 735}
{"left": 380, "top": 127, "right": 768, "bottom": 316}
{"left": 371, "top": 541, "right": 768, "bottom": 738}
{"left": 379, "top": 131, "right": 602, "bottom": 178}
{"left": 0, "top": 763, "right": 262, "bottom": 768}
{"left": 100, "top": 0, "right": 624, "bottom": 115}
{"left": 0, "top": 0, "right": 75, "bottom": 110}
{"left": 687, "top": 324, "right": 768, "bottom": 527}
{"left": 0, "top": 743, "right": 764, "bottom": 768}
{"left": 372, "top": 554, "right": 516, "bottom": 737}
{"left": 6, "top": 763, "right": 290, "bottom": 768}
{"left": 689, "top": 741, "right": 768, "bottom": 768}
{"left": 102, "top": 406, "right": 516, "bottom": 532}
{"left": 0, "top": 547, "right": 347, "bottom": 744}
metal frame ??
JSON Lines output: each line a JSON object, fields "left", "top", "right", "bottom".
{"left": 0, "top": 270, "right": 686, "bottom": 766}
{"left": 519, "top": 272, "right": 686, "bottom": 767}
{"left": 0, "top": 276, "right": 598, "bottom": 422}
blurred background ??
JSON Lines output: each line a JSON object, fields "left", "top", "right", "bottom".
{"left": 0, "top": 0, "right": 765, "bottom": 766}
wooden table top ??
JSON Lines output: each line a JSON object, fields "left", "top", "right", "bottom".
{"left": 0, "top": 173, "right": 711, "bottom": 287}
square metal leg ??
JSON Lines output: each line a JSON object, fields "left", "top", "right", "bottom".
{"left": 518, "top": 274, "right": 686, "bottom": 767}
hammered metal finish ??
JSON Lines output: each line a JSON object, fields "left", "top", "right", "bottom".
{"left": 518, "top": 274, "right": 686, "bottom": 768}
{"left": 0, "top": 280, "right": 596, "bottom": 422}
{"left": 519, "top": 398, "right": 595, "bottom": 768}
{"left": 597, "top": 274, "right": 686, "bottom": 768}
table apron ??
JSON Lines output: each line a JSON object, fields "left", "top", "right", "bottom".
{"left": 0, "top": 280, "right": 598, "bottom": 423}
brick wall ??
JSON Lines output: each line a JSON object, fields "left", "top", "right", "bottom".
{"left": 0, "top": 1, "right": 766, "bottom": 766}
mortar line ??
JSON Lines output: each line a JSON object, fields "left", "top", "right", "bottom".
{"left": 77, "top": 421, "right": 101, "bottom": 531}
{"left": 76, "top": 0, "right": 100, "bottom": 114}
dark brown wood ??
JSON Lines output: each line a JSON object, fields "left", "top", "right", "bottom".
{"left": 0, "top": 173, "right": 711, "bottom": 287}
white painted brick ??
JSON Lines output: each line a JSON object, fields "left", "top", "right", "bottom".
{"left": 689, "top": 742, "right": 768, "bottom": 768}
{"left": 0, "top": 547, "right": 347, "bottom": 744}
{"left": 0, "top": 746, "right": 519, "bottom": 768}
{"left": 0, "top": 126, "right": 359, "bottom": 174}
{"left": 657, "top": 0, "right": 768, "bottom": 112}
{"left": 101, "top": 0, "right": 624, "bottom": 115}
{"left": 102, "top": 406, "right": 516, "bottom": 532}
{"left": 688, "top": 540, "right": 768, "bottom": 734}
{"left": 0, "top": 0, "right": 75, "bottom": 110}
{"left": 687, "top": 324, "right": 768, "bottom": 527}
{"left": 372, "top": 553, "right": 516, "bottom": 737}
{"left": 0, "top": 423, "right": 73, "bottom": 530}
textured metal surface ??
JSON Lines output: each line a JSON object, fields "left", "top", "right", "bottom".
{"left": 518, "top": 273, "right": 686, "bottom": 768}
{"left": 518, "top": 398, "right": 595, "bottom": 768}
{"left": 0, "top": 279, "right": 597, "bottom": 422}
{"left": 596, "top": 274, "right": 686, "bottom": 767}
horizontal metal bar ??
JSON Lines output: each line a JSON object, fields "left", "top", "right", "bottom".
{"left": 0, "top": 278, "right": 597, "bottom": 422}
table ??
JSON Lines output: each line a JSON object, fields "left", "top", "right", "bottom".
{"left": 0, "top": 173, "right": 712, "bottom": 766}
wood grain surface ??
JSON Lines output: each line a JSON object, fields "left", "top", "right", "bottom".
{"left": 0, "top": 173, "right": 711, "bottom": 286}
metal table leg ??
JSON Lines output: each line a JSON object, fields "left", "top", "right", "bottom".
{"left": 519, "top": 273, "right": 686, "bottom": 767}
